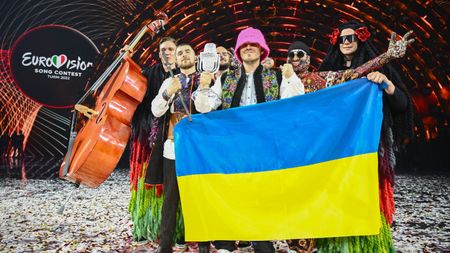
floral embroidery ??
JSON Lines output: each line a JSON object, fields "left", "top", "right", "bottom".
{"left": 300, "top": 72, "right": 327, "bottom": 93}
{"left": 261, "top": 68, "right": 279, "bottom": 100}
{"left": 173, "top": 73, "right": 199, "bottom": 113}
{"left": 222, "top": 68, "right": 279, "bottom": 109}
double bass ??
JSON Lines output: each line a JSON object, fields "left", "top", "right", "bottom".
{"left": 59, "top": 13, "right": 169, "bottom": 188}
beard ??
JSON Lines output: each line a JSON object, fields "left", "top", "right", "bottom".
{"left": 179, "top": 59, "right": 195, "bottom": 70}
{"left": 219, "top": 62, "right": 230, "bottom": 71}
{"left": 292, "top": 56, "right": 311, "bottom": 74}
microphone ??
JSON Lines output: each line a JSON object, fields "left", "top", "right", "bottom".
{"left": 197, "top": 43, "right": 220, "bottom": 73}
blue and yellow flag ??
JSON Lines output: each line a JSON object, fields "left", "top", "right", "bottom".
{"left": 174, "top": 78, "right": 383, "bottom": 241}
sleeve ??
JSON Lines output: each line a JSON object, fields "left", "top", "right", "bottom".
{"left": 151, "top": 77, "right": 174, "bottom": 117}
{"left": 385, "top": 86, "right": 408, "bottom": 113}
{"left": 280, "top": 74, "right": 305, "bottom": 99}
{"left": 193, "top": 75, "right": 223, "bottom": 113}
{"left": 316, "top": 53, "right": 392, "bottom": 86}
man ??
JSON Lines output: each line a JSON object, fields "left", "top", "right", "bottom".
{"left": 17, "top": 131, "right": 24, "bottom": 157}
{"left": 195, "top": 27, "right": 304, "bottom": 253}
{"left": 285, "top": 41, "right": 322, "bottom": 94}
{"left": 196, "top": 27, "right": 304, "bottom": 112}
{"left": 0, "top": 134, "right": 6, "bottom": 157}
{"left": 152, "top": 43, "right": 211, "bottom": 253}
{"left": 129, "top": 37, "right": 181, "bottom": 243}
{"left": 284, "top": 40, "right": 342, "bottom": 94}
{"left": 215, "top": 46, "right": 232, "bottom": 80}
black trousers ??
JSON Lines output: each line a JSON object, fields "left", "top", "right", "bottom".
{"left": 159, "top": 158, "right": 182, "bottom": 252}
{"left": 214, "top": 240, "right": 275, "bottom": 253}
{"left": 198, "top": 241, "right": 210, "bottom": 251}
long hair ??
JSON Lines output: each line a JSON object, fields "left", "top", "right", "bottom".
{"left": 319, "top": 20, "right": 414, "bottom": 146}
{"left": 319, "top": 20, "right": 379, "bottom": 71}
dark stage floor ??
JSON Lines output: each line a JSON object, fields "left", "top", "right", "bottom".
{"left": 0, "top": 158, "right": 449, "bottom": 252}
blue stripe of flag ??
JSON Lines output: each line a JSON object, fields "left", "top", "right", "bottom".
{"left": 174, "top": 78, "right": 383, "bottom": 177}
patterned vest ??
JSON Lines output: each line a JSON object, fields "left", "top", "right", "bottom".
{"left": 300, "top": 72, "right": 327, "bottom": 93}
{"left": 221, "top": 67, "right": 279, "bottom": 109}
{"left": 173, "top": 72, "right": 200, "bottom": 114}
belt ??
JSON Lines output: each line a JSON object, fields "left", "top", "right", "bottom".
{"left": 167, "top": 112, "right": 187, "bottom": 140}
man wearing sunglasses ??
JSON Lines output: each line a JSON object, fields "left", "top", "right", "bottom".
{"left": 285, "top": 41, "right": 322, "bottom": 94}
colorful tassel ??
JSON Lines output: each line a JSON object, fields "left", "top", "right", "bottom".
{"left": 316, "top": 214, "right": 394, "bottom": 253}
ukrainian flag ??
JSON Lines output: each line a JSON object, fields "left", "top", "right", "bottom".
{"left": 174, "top": 78, "right": 383, "bottom": 241}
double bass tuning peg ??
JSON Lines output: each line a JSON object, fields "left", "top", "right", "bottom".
{"left": 145, "top": 12, "right": 168, "bottom": 36}
{"left": 146, "top": 20, "right": 165, "bottom": 35}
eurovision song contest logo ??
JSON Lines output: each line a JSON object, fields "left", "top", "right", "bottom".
{"left": 10, "top": 25, "right": 99, "bottom": 108}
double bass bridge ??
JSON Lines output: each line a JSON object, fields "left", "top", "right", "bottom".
{"left": 75, "top": 104, "right": 99, "bottom": 119}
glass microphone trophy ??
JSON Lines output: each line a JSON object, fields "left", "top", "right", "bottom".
{"left": 192, "top": 43, "right": 222, "bottom": 104}
{"left": 197, "top": 43, "right": 220, "bottom": 73}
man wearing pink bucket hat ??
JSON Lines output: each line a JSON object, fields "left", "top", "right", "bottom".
{"left": 194, "top": 27, "right": 304, "bottom": 253}
{"left": 195, "top": 27, "right": 304, "bottom": 113}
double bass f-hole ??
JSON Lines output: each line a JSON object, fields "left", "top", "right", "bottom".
{"left": 95, "top": 102, "right": 107, "bottom": 124}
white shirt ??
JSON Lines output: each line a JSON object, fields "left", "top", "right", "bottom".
{"left": 152, "top": 75, "right": 208, "bottom": 160}
{"left": 240, "top": 72, "right": 257, "bottom": 106}
{"left": 280, "top": 74, "right": 305, "bottom": 99}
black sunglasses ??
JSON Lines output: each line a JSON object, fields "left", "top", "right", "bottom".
{"left": 288, "top": 49, "right": 307, "bottom": 59}
{"left": 339, "top": 34, "right": 357, "bottom": 44}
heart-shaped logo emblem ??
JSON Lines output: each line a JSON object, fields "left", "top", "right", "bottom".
{"left": 51, "top": 54, "right": 67, "bottom": 69}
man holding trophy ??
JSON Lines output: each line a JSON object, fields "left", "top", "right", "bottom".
{"left": 151, "top": 42, "right": 219, "bottom": 253}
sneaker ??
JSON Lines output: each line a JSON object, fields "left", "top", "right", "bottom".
{"left": 217, "top": 250, "right": 233, "bottom": 253}
{"left": 198, "top": 242, "right": 210, "bottom": 253}
{"left": 289, "top": 239, "right": 315, "bottom": 253}
{"left": 237, "top": 245, "right": 253, "bottom": 253}
{"left": 273, "top": 240, "right": 290, "bottom": 252}
{"left": 174, "top": 243, "right": 187, "bottom": 252}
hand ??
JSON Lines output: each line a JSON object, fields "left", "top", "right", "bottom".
{"left": 386, "top": 30, "right": 415, "bottom": 58}
{"left": 166, "top": 77, "right": 181, "bottom": 97}
{"left": 199, "top": 72, "right": 213, "bottom": 89}
{"left": 282, "top": 63, "right": 294, "bottom": 79}
{"left": 367, "top": 71, "right": 395, "bottom": 95}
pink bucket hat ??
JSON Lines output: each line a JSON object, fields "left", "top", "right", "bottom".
{"left": 234, "top": 27, "right": 270, "bottom": 63}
